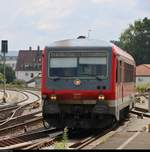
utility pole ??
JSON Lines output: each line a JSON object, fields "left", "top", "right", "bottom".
{"left": 149, "top": 94, "right": 150, "bottom": 113}
{"left": 1, "top": 40, "right": 8, "bottom": 103}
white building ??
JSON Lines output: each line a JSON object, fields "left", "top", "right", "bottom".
{"left": 15, "top": 48, "right": 42, "bottom": 82}
{"left": 136, "top": 64, "right": 150, "bottom": 86}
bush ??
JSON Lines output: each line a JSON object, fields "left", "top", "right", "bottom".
{"left": 9, "top": 79, "right": 27, "bottom": 88}
{"left": 136, "top": 83, "right": 150, "bottom": 93}
{"left": 54, "top": 127, "right": 68, "bottom": 149}
{"left": 0, "top": 64, "right": 15, "bottom": 83}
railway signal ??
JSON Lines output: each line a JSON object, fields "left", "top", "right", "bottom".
{"left": 1, "top": 40, "right": 8, "bottom": 103}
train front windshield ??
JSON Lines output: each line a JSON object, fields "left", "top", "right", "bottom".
{"left": 49, "top": 54, "right": 107, "bottom": 78}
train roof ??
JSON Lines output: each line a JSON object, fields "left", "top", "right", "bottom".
{"left": 112, "top": 44, "right": 135, "bottom": 63}
{"left": 48, "top": 38, "right": 112, "bottom": 48}
{"left": 46, "top": 38, "right": 135, "bottom": 64}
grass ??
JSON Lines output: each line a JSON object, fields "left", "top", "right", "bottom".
{"left": 0, "top": 83, "right": 40, "bottom": 91}
{"left": 54, "top": 127, "right": 69, "bottom": 149}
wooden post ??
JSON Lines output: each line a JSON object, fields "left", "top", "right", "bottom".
{"left": 148, "top": 124, "right": 150, "bottom": 132}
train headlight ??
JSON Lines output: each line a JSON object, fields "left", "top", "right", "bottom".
{"left": 49, "top": 94, "right": 57, "bottom": 101}
{"left": 98, "top": 94, "right": 105, "bottom": 100}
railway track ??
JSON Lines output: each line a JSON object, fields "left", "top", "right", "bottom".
{"left": 0, "top": 107, "right": 146, "bottom": 150}
{"left": 0, "top": 116, "right": 43, "bottom": 137}
{"left": 0, "top": 89, "right": 29, "bottom": 120}
{"left": 130, "top": 107, "right": 150, "bottom": 118}
{"left": 0, "top": 110, "right": 42, "bottom": 129}
{"left": 0, "top": 89, "right": 41, "bottom": 126}
{"left": 71, "top": 105, "right": 150, "bottom": 150}
{"left": 68, "top": 123, "right": 118, "bottom": 150}
{"left": 0, "top": 128, "right": 63, "bottom": 149}
{"left": 67, "top": 107, "right": 147, "bottom": 150}
{"left": 0, "top": 89, "right": 42, "bottom": 139}
{"left": 0, "top": 90, "right": 148, "bottom": 150}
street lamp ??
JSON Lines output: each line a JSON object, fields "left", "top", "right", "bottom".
{"left": 1, "top": 40, "right": 8, "bottom": 103}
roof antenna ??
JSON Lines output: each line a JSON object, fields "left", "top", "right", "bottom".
{"left": 88, "top": 29, "right": 92, "bottom": 38}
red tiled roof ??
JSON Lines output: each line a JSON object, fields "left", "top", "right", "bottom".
{"left": 136, "top": 64, "right": 150, "bottom": 76}
{"left": 16, "top": 50, "right": 42, "bottom": 71}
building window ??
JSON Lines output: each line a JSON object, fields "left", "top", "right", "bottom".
{"left": 31, "top": 73, "right": 34, "bottom": 78}
{"left": 138, "top": 77, "right": 143, "bottom": 82}
{"left": 25, "top": 64, "right": 29, "bottom": 68}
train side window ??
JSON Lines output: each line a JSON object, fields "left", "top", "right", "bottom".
{"left": 116, "top": 59, "right": 121, "bottom": 83}
{"left": 124, "top": 63, "right": 134, "bottom": 82}
{"left": 119, "top": 60, "right": 122, "bottom": 82}
{"left": 116, "top": 60, "right": 118, "bottom": 82}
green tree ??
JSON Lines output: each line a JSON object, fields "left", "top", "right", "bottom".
{"left": 0, "top": 64, "right": 16, "bottom": 83}
{"left": 112, "top": 17, "right": 150, "bottom": 65}
{"left": 0, "top": 73, "right": 4, "bottom": 83}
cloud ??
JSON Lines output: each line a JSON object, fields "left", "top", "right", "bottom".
{"left": 0, "top": 0, "right": 79, "bottom": 49}
{"left": 17, "top": 0, "right": 78, "bottom": 32}
{"left": 0, "top": 0, "right": 149, "bottom": 50}
{"left": 92, "top": 0, "right": 114, "bottom": 4}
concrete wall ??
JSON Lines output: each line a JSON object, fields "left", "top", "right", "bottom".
{"left": 136, "top": 76, "right": 150, "bottom": 86}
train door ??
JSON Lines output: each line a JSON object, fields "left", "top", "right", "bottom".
{"left": 116, "top": 58, "right": 124, "bottom": 120}
{"left": 116, "top": 59, "right": 123, "bottom": 101}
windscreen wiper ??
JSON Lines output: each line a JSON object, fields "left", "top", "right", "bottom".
{"left": 51, "top": 76, "right": 61, "bottom": 81}
{"left": 95, "top": 75, "right": 105, "bottom": 81}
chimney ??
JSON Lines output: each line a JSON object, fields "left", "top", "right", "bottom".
{"left": 37, "top": 45, "right": 40, "bottom": 51}
{"left": 29, "top": 46, "right": 32, "bottom": 51}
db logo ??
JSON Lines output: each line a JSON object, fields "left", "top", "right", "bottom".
{"left": 73, "top": 79, "right": 81, "bottom": 86}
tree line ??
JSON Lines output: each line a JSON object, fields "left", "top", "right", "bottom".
{"left": 0, "top": 17, "right": 149, "bottom": 83}
{"left": 0, "top": 64, "right": 15, "bottom": 83}
{"left": 111, "top": 17, "right": 150, "bottom": 65}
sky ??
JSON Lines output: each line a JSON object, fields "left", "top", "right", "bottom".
{"left": 0, "top": 0, "right": 149, "bottom": 51}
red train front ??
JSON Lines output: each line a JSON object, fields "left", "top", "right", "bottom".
{"left": 41, "top": 36, "right": 136, "bottom": 129}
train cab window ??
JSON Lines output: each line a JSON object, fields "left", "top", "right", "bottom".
{"left": 49, "top": 57, "right": 78, "bottom": 77}
{"left": 49, "top": 54, "right": 108, "bottom": 78}
{"left": 79, "top": 57, "right": 107, "bottom": 77}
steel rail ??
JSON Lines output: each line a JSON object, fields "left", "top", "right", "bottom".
{"left": 69, "top": 122, "right": 118, "bottom": 149}
{"left": 0, "top": 117, "right": 42, "bottom": 135}
{"left": 0, "top": 105, "right": 19, "bottom": 113}
{"left": 0, "top": 90, "right": 41, "bottom": 126}
{"left": 0, "top": 110, "right": 41, "bottom": 129}
{"left": 0, "top": 89, "right": 29, "bottom": 120}
{"left": 0, "top": 128, "right": 63, "bottom": 149}
{"left": 22, "top": 131, "right": 63, "bottom": 150}
{"left": 130, "top": 109, "right": 150, "bottom": 118}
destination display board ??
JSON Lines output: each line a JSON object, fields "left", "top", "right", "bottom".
{"left": 50, "top": 52, "right": 107, "bottom": 57}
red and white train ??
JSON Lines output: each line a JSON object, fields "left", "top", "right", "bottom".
{"left": 41, "top": 36, "right": 136, "bottom": 129}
